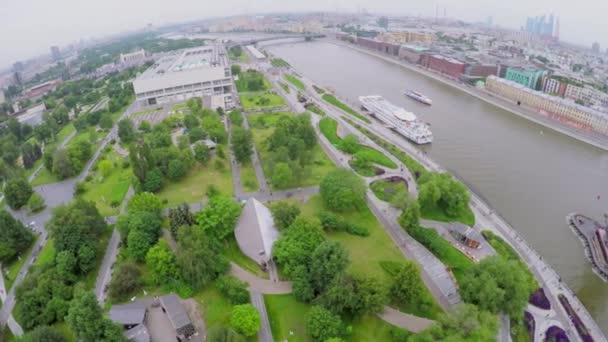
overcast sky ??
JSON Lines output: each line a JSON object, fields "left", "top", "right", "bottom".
{"left": 1, "top": 0, "right": 608, "bottom": 69}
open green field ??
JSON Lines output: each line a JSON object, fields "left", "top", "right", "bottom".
{"left": 285, "top": 74, "right": 305, "bottom": 90}
{"left": 5, "top": 236, "right": 39, "bottom": 289}
{"left": 271, "top": 58, "right": 290, "bottom": 67}
{"left": 371, "top": 178, "right": 408, "bottom": 202}
{"left": 322, "top": 94, "right": 371, "bottom": 123}
{"left": 235, "top": 71, "right": 272, "bottom": 92}
{"left": 222, "top": 237, "right": 268, "bottom": 279}
{"left": 265, "top": 293, "right": 410, "bottom": 342}
{"left": 319, "top": 117, "right": 397, "bottom": 169}
{"left": 248, "top": 113, "right": 336, "bottom": 190}
{"left": 81, "top": 148, "right": 132, "bottom": 216}
{"left": 298, "top": 195, "right": 441, "bottom": 319}
{"left": 406, "top": 224, "right": 475, "bottom": 286}
{"left": 157, "top": 156, "right": 234, "bottom": 207}
{"left": 239, "top": 93, "right": 286, "bottom": 110}
{"left": 239, "top": 162, "right": 259, "bottom": 193}
{"left": 420, "top": 203, "right": 475, "bottom": 227}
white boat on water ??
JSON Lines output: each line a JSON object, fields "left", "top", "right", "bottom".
{"left": 359, "top": 95, "right": 433, "bottom": 144}
{"left": 404, "top": 90, "right": 433, "bottom": 105}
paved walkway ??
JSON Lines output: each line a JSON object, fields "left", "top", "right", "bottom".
{"left": 250, "top": 291, "right": 273, "bottom": 342}
{"left": 377, "top": 307, "right": 434, "bottom": 333}
{"left": 230, "top": 263, "right": 292, "bottom": 295}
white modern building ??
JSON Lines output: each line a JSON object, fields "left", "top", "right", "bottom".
{"left": 119, "top": 49, "right": 146, "bottom": 64}
{"left": 132, "top": 45, "right": 233, "bottom": 108}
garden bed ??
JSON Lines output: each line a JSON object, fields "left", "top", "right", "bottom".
{"left": 285, "top": 74, "right": 305, "bottom": 90}
{"left": 524, "top": 311, "right": 535, "bottom": 341}
{"left": 370, "top": 177, "right": 408, "bottom": 203}
{"left": 322, "top": 94, "right": 370, "bottom": 123}
{"left": 529, "top": 287, "right": 551, "bottom": 310}
{"left": 558, "top": 294, "right": 593, "bottom": 342}
{"left": 545, "top": 325, "right": 570, "bottom": 342}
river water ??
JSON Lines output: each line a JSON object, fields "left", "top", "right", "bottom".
{"left": 266, "top": 41, "right": 608, "bottom": 331}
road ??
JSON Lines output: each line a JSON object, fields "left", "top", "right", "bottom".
{"left": 94, "top": 229, "right": 120, "bottom": 303}
{"left": 0, "top": 100, "right": 141, "bottom": 334}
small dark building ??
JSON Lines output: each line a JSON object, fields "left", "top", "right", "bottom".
{"left": 449, "top": 223, "right": 482, "bottom": 249}
{"left": 109, "top": 301, "right": 147, "bottom": 330}
{"left": 159, "top": 294, "right": 196, "bottom": 340}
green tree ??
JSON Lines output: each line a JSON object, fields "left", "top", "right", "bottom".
{"left": 177, "top": 225, "right": 229, "bottom": 290}
{"left": 202, "top": 115, "right": 227, "bottom": 143}
{"left": 273, "top": 217, "right": 325, "bottom": 276}
{"left": 55, "top": 250, "right": 78, "bottom": 283}
{"left": 306, "top": 306, "right": 344, "bottom": 342}
{"left": 66, "top": 290, "right": 126, "bottom": 342}
{"left": 0, "top": 210, "right": 34, "bottom": 262}
{"left": 320, "top": 169, "right": 366, "bottom": 212}
{"left": 97, "top": 159, "right": 113, "bottom": 178}
{"left": 269, "top": 201, "right": 301, "bottom": 230}
{"left": 109, "top": 263, "right": 141, "bottom": 302}
{"left": 231, "top": 127, "right": 253, "bottom": 163}
{"left": 146, "top": 240, "right": 179, "bottom": 284}
{"left": 52, "top": 148, "right": 77, "bottom": 179}
{"left": 4, "top": 177, "right": 33, "bottom": 209}
{"left": 188, "top": 127, "right": 206, "bottom": 143}
{"left": 217, "top": 276, "right": 250, "bottom": 304}
{"left": 196, "top": 196, "right": 241, "bottom": 240}
{"left": 183, "top": 114, "right": 199, "bottom": 129}
{"left": 231, "top": 64, "right": 241, "bottom": 75}
{"left": 339, "top": 134, "right": 360, "bottom": 154}
{"left": 139, "top": 121, "right": 152, "bottom": 132}
{"left": 168, "top": 159, "right": 186, "bottom": 181}
{"left": 127, "top": 192, "right": 162, "bottom": 215}
{"left": 27, "top": 192, "right": 46, "bottom": 213}
{"left": 398, "top": 200, "right": 420, "bottom": 230}
{"left": 127, "top": 228, "right": 155, "bottom": 261}
{"left": 207, "top": 327, "right": 245, "bottom": 342}
{"left": 99, "top": 113, "right": 113, "bottom": 129}
{"left": 168, "top": 204, "right": 194, "bottom": 238}
{"left": 22, "top": 325, "right": 67, "bottom": 342}
{"left": 230, "top": 304, "right": 260, "bottom": 337}
{"left": 410, "top": 304, "right": 499, "bottom": 342}
{"left": 460, "top": 256, "right": 534, "bottom": 317}
{"left": 390, "top": 262, "right": 424, "bottom": 306}
{"left": 118, "top": 119, "right": 136, "bottom": 143}
{"left": 319, "top": 273, "right": 388, "bottom": 317}
{"left": 308, "top": 241, "right": 349, "bottom": 294}
{"left": 143, "top": 168, "right": 163, "bottom": 192}
{"left": 193, "top": 143, "right": 211, "bottom": 164}
{"left": 271, "top": 162, "right": 292, "bottom": 188}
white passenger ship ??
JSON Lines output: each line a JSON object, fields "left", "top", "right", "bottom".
{"left": 359, "top": 95, "right": 433, "bottom": 144}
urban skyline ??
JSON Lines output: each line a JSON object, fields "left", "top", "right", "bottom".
{"left": 2, "top": 0, "right": 608, "bottom": 68}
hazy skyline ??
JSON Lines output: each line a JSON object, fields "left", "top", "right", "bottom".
{"left": 1, "top": 0, "right": 608, "bottom": 69}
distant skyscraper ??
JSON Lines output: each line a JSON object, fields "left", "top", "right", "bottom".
{"left": 50, "top": 46, "right": 61, "bottom": 61}
{"left": 524, "top": 14, "right": 558, "bottom": 38}
{"left": 592, "top": 42, "right": 600, "bottom": 53}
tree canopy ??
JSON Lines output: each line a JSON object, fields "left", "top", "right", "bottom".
{"left": 230, "top": 304, "right": 260, "bottom": 337}
{"left": 306, "top": 306, "right": 344, "bottom": 342}
{"left": 269, "top": 201, "right": 301, "bottom": 230}
{"left": 410, "top": 304, "right": 499, "bottom": 342}
{"left": 0, "top": 210, "right": 34, "bottom": 263}
{"left": 320, "top": 169, "right": 366, "bottom": 212}
{"left": 418, "top": 172, "right": 470, "bottom": 218}
{"left": 4, "top": 177, "right": 33, "bottom": 209}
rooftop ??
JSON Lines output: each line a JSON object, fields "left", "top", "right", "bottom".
{"left": 159, "top": 294, "right": 193, "bottom": 331}
{"left": 234, "top": 198, "right": 280, "bottom": 263}
{"left": 137, "top": 45, "right": 226, "bottom": 81}
{"left": 400, "top": 44, "right": 430, "bottom": 52}
{"left": 109, "top": 301, "right": 147, "bottom": 327}
{"left": 125, "top": 324, "right": 150, "bottom": 342}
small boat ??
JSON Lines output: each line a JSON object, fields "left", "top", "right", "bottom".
{"left": 404, "top": 90, "right": 433, "bottom": 105}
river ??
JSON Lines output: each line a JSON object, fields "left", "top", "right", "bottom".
{"left": 265, "top": 40, "right": 608, "bottom": 331}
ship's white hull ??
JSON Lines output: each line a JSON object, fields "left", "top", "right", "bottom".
{"left": 405, "top": 91, "right": 433, "bottom": 105}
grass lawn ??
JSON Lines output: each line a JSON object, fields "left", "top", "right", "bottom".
{"left": 371, "top": 179, "right": 408, "bottom": 202}
{"left": 406, "top": 224, "right": 475, "bottom": 286}
{"left": 34, "top": 239, "right": 55, "bottom": 266}
{"left": 157, "top": 156, "right": 234, "bottom": 207}
{"left": 298, "top": 195, "right": 442, "bottom": 319}
{"left": 31, "top": 166, "right": 61, "bottom": 186}
{"left": 319, "top": 117, "right": 397, "bottom": 169}
{"left": 81, "top": 148, "right": 132, "bottom": 216}
{"left": 240, "top": 93, "right": 286, "bottom": 110}
{"left": 279, "top": 82, "right": 291, "bottom": 93}
{"left": 4, "top": 235, "right": 39, "bottom": 289}
{"left": 265, "top": 293, "right": 410, "bottom": 342}
{"left": 239, "top": 162, "right": 259, "bottom": 193}
{"left": 222, "top": 237, "right": 269, "bottom": 279}
{"left": 265, "top": 294, "right": 311, "bottom": 342}
{"left": 248, "top": 113, "right": 336, "bottom": 190}
{"left": 235, "top": 71, "right": 271, "bottom": 92}
{"left": 322, "top": 94, "right": 370, "bottom": 123}
{"left": 420, "top": 203, "right": 475, "bottom": 227}
{"left": 306, "top": 104, "right": 325, "bottom": 116}
{"left": 285, "top": 74, "right": 305, "bottom": 90}
{"left": 312, "top": 85, "right": 325, "bottom": 94}
{"left": 271, "top": 58, "right": 290, "bottom": 67}
{"left": 172, "top": 102, "right": 190, "bottom": 111}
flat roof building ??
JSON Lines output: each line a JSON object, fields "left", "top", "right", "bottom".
{"left": 159, "top": 294, "right": 196, "bottom": 340}
{"left": 120, "top": 49, "right": 146, "bottom": 64}
{"left": 133, "top": 45, "right": 233, "bottom": 109}
{"left": 245, "top": 45, "right": 265, "bottom": 59}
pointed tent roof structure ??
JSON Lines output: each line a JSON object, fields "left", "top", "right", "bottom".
{"left": 234, "top": 198, "right": 280, "bottom": 264}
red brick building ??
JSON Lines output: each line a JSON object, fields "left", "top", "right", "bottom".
{"left": 356, "top": 37, "right": 400, "bottom": 56}
{"left": 421, "top": 54, "right": 466, "bottom": 79}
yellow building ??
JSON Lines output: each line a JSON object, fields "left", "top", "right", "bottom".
{"left": 376, "top": 30, "right": 435, "bottom": 44}
{"left": 485, "top": 76, "right": 608, "bottom": 135}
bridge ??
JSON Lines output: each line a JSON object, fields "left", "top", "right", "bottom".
{"left": 226, "top": 34, "right": 325, "bottom": 48}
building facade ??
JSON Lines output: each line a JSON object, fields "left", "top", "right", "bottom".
{"left": 376, "top": 30, "right": 434, "bottom": 44}
{"left": 504, "top": 67, "right": 546, "bottom": 89}
{"left": 462, "top": 64, "right": 499, "bottom": 80}
{"left": 133, "top": 46, "right": 233, "bottom": 108}
{"left": 542, "top": 77, "right": 568, "bottom": 96}
{"left": 485, "top": 76, "right": 608, "bottom": 135}
{"left": 120, "top": 49, "right": 146, "bottom": 64}
{"left": 421, "top": 54, "right": 466, "bottom": 79}
{"left": 398, "top": 44, "right": 430, "bottom": 63}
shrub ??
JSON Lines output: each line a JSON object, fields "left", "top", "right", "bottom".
{"left": 217, "top": 276, "right": 250, "bottom": 304}
{"left": 27, "top": 193, "right": 46, "bottom": 213}
{"left": 73, "top": 181, "right": 87, "bottom": 196}
{"left": 318, "top": 211, "right": 369, "bottom": 236}
{"left": 230, "top": 304, "right": 260, "bottom": 337}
